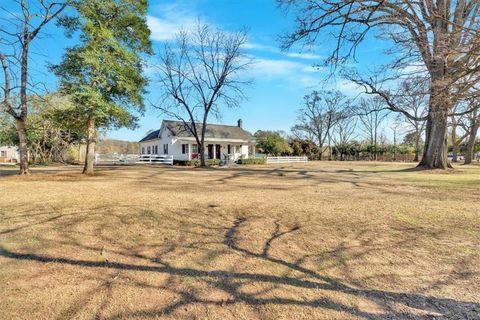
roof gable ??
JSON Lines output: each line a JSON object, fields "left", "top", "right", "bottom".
{"left": 139, "top": 129, "right": 160, "bottom": 142}
{"left": 139, "top": 120, "right": 255, "bottom": 142}
{"left": 163, "top": 120, "right": 254, "bottom": 141}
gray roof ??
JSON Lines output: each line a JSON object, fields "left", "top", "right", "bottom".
{"left": 139, "top": 129, "right": 161, "bottom": 142}
{"left": 139, "top": 120, "right": 255, "bottom": 142}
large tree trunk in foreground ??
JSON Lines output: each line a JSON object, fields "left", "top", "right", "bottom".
{"left": 199, "top": 143, "right": 206, "bottom": 167}
{"left": 418, "top": 109, "right": 451, "bottom": 169}
{"left": 15, "top": 118, "right": 30, "bottom": 175}
{"left": 464, "top": 117, "right": 479, "bottom": 165}
{"left": 83, "top": 116, "right": 96, "bottom": 175}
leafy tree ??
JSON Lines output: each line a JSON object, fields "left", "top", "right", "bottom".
{"left": 403, "top": 131, "right": 424, "bottom": 161}
{"left": 255, "top": 131, "right": 292, "bottom": 156}
{"left": 290, "top": 138, "right": 319, "bottom": 160}
{"left": 53, "top": 0, "right": 151, "bottom": 175}
{"left": 1, "top": 1, "right": 67, "bottom": 174}
{"left": 0, "top": 113, "right": 17, "bottom": 146}
{"left": 0, "top": 93, "right": 84, "bottom": 163}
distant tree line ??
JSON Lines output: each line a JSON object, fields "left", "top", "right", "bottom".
{"left": 280, "top": 0, "right": 480, "bottom": 169}
{"left": 254, "top": 86, "right": 480, "bottom": 163}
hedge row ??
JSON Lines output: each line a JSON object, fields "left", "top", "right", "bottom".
{"left": 237, "top": 158, "right": 266, "bottom": 165}
{"left": 173, "top": 158, "right": 266, "bottom": 166}
{"left": 174, "top": 159, "right": 221, "bottom": 166}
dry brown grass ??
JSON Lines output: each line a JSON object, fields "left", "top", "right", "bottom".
{"left": 0, "top": 161, "right": 479, "bottom": 319}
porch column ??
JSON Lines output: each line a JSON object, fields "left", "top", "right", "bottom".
{"left": 213, "top": 144, "right": 216, "bottom": 159}
{"left": 188, "top": 143, "right": 191, "bottom": 160}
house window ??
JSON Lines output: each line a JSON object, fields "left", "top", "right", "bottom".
{"left": 163, "top": 144, "right": 168, "bottom": 154}
{"left": 141, "top": 147, "right": 145, "bottom": 154}
{"left": 153, "top": 145, "right": 158, "bottom": 154}
{"left": 192, "top": 144, "right": 198, "bottom": 153}
{"left": 182, "top": 144, "right": 189, "bottom": 154}
{"left": 227, "top": 145, "right": 231, "bottom": 154}
{"left": 147, "top": 146, "right": 151, "bottom": 154}
{"left": 0, "top": 151, "right": 5, "bottom": 157}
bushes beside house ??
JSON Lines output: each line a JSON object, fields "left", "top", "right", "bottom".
{"left": 237, "top": 158, "right": 265, "bottom": 165}
{"left": 174, "top": 159, "right": 220, "bottom": 166}
{"left": 174, "top": 158, "right": 265, "bottom": 166}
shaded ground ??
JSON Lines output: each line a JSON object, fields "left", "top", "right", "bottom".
{"left": 0, "top": 162, "right": 479, "bottom": 319}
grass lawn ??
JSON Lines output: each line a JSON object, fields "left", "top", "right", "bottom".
{"left": 0, "top": 161, "right": 479, "bottom": 319}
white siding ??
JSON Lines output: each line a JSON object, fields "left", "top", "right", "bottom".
{"left": 0, "top": 146, "right": 19, "bottom": 161}
{"left": 139, "top": 124, "right": 253, "bottom": 161}
{"left": 241, "top": 145, "right": 249, "bottom": 159}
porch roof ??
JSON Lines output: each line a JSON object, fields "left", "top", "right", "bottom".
{"left": 176, "top": 137, "right": 255, "bottom": 144}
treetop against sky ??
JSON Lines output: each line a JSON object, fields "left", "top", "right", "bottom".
{"left": 1, "top": 0, "right": 398, "bottom": 141}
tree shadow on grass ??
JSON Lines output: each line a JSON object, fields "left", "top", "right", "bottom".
{"left": 1, "top": 216, "right": 478, "bottom": 319}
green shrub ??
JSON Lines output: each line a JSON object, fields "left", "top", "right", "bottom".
{"left": 36, "top": 159, "right": 49, "bottom": 166}
{"left": 237, "top": 158, "right": 265, "bottom": 165}
{"left": 174, "top": 159, "right": 220, "bottom": 166}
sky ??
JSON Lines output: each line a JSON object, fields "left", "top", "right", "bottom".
{"left": 1, "top": 0, "right": 401, "bottom": 142}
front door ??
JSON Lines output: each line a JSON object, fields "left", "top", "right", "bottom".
{"left": 207, "top": 144, "right": 214, "bottom": 159}
{"left": 216, "top": 144, "right": 221, "bottom": 160}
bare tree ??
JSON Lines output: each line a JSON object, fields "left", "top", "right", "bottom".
{"left": 293, "top": 90, "right": 350, "bottom": 159}
{"left": 396, "top": 78, "right": 428, "bottom": 161}
{"left": 331, "top": 110, "right": 357, "bottom": 161}
{"left": 280, "top": 0, "right": 480, "bottom": 169}
{"left": 462, "top": 98, "right": 480, "bottom": 164}
{"left": 357, "top": 97, "right": 389, "bottom": 161}
{"left": 449, "top": 109, "right": 469, "bottom": 162}
{"left": 154, "top": 23, "right": 251, "bottom": 167}
{"left": 0, "top": 0, "right": 66, "bottom": 174}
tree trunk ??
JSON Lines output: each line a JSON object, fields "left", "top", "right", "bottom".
{"left": 199, "top": 143, "right": 206, "bottom": 167}
{"left": 418, "top": 109, "right": 451, "bottom": 169}
{"left": 451, "top": 144, "right": 458, "bottom": 162}
{"left": 83, "top": 116, "right": 96, "bottom": 175}
{"left": 15, "top": 118, "right": 30, "bottom": 175}
{"left": 464, "top": 118, "right": 479, "bottom": 165}
{"left": 414, "top": 128, "right": 420, "bottom": 162}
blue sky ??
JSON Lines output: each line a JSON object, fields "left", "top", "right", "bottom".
{"left": 1, "top": 0, "right": 398, "bottom": 142}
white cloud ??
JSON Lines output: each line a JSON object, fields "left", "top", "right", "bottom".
{"left": 242, "top": 57, "right": 322, "bottom": 88}
{"left": 242, "top": 42, "right": 279, "bottom": 53}
{"left": 284, "top": 52, "right": 323, "bottom": 60}
{"left": 249, "top": 58, "right": 308, "bottom": 76}
{"left": 334, "top": 80, "right": 364, "bottom": 97}
{"left": 242, "top": 42, "right": 323, "bottom": 61}
{"left": 147, "top": 15, "right": 197, "bottom": 41}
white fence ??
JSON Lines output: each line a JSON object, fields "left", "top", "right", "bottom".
{"left": 266, "top": 156, "right": 308, "bottom": 164}
{"left": 137, "top": 154, "right": 173, "bottom": 165}
{"left": 95, "top": 154, "right": 173, "bottom": 165}
{"left": 95, "top": 153, "right": 138, "bottom": 165}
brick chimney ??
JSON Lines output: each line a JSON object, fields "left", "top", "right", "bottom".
{"left": 237, "top": 119, "right": 243, "bottom": 128}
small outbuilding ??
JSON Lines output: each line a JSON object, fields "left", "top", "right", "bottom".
{"left": 0, "top": 146, "right": 19, "bottom": 163}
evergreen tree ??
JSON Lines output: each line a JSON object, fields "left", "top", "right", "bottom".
{"left": 53, "top": 0, "right": 151, "bottom": 174}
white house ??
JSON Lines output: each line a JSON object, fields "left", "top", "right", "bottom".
{"left": 139, "top": 119, "right": 256, "bottom": 161}
{"left": 0, "top": 146, "right": 19, "bottom": 163}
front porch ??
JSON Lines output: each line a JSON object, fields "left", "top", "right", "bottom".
{"left": 181, "top": 141, "right": 255, "bottom": 161}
